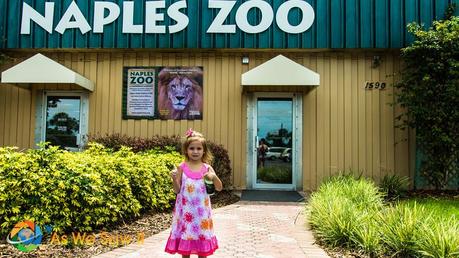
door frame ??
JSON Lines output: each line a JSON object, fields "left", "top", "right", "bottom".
{"left": 246, "top": 92, "right": 303, "bottom": 190}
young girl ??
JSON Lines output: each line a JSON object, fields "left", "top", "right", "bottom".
{"left": 165, "top": 129, "right": 223, "bottom": 258}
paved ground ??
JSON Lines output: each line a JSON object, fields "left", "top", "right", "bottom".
{"left": 93, "top": 201, "right": 330, "bottom": 258}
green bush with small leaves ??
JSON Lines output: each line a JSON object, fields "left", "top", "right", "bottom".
{"left": 0, "top": 143, "right": 182, "bottom": 237}
{"left": 87, "top": 133, "right": 232, "bottom": 189}
{"left": 395, "top": 11, "right": 459, "bottom": 190}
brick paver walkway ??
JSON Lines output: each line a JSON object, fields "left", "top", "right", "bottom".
{"left": 93, "top": 201, "right": 330, "bottom": 258}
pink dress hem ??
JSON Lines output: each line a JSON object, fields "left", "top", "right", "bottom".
{"left": 165, "top": 236, "right": 218, "bottom": 256}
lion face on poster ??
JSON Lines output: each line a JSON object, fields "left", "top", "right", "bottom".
{"left": 158, "top": 68, "right": 203, "bottom": 119}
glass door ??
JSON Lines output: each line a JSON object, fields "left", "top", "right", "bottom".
{"left": 44, "top": 96, "right": 82, "bottom": 151}
{"left": 254, "top": 96, "right": 294, "bottom": 189}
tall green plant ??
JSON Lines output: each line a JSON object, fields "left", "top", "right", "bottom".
{"left": 416, "top": 217, "right": 459, "bottom": 258}
{"left": 395, "top": 13, "right": 459, "bottom": 189}
{"left": 380, "top": 203, "right": 428, "bottom": 257}
{"left": 308, "top": 174, "right": 384, "bottom": 254}
{"left": 380, "top": 175, "right": 409, "bottom": 201}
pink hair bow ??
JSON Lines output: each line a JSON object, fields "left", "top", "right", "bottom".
{"left": 185, "top": 128, "right": 194, "bottom": 137}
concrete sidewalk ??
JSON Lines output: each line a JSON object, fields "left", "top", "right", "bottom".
{"left": 93, "top": 201, "right": 330, "bottom": 258}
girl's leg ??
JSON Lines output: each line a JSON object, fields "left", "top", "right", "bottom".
{"left": 182, "top": 255, "right": 190, "bottom": 258}
{"left": 198, "top": 256, "right": 206, "bottom": 258}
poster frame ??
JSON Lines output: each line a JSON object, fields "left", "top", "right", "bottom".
{"left": 122, "top": 66, "right": 158, "bottom": 120}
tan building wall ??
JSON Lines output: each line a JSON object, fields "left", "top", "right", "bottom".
{"left": 0, "top": 51, "right": 414, "bottom": 190}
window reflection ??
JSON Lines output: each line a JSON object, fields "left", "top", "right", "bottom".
{"left": 256, "top": 99, "right": 293, "bottom": 184}
{"left": 45, "top": 96, "right": 81, "bottom": 149}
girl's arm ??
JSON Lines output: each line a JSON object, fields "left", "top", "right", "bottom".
{"left": 170, "top": 166, "right": 182, "bottom": 194}
{"left": 205, "top": 166, "right": 223, "bottom": 191}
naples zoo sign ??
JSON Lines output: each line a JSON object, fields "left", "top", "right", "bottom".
{"left": 20, "top": 0, "right": 315, "bottom": 35}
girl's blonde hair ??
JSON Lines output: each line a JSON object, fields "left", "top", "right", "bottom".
{"left": 182, "top": 130, "right": 213, "bottom": 164}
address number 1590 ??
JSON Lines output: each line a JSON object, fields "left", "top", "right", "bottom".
{"left": 364, "top": 82, "right": 386, "bottom": 90}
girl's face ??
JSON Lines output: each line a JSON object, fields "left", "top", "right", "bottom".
{"left": 187, "top": 140, "right": 204, "bottom": 162}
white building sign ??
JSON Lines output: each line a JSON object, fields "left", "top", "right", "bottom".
{"left": 20, "top": 0, "right": 315, "bottom": 35}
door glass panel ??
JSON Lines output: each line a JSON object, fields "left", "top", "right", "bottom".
{"left": 257, "top": 98, "right": 293, "bottom": 185}
{"left": 45, "top": 96, "right": 81, "bottom": 149}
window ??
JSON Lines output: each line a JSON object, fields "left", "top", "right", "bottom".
{"left": 35, "top": 91, "right": 89, "bottom": 151}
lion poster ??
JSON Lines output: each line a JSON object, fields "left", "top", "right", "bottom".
{"left": 157, "top": 67, "right": 203, "bottom": 120}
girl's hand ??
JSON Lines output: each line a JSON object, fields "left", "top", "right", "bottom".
{"left": 170, "top": 166, "right": 182, "bottom": 194}
{"left": 204, "top": 171, "right": 217, "bottom": 181}
{"left": 204, "top": 167, "right": 223, "bottom": 192}
{"left": 170, "top": 166, "right": 178, "bottom": 179}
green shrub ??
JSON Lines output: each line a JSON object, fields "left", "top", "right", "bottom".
{"left": 349, "top": 218, "right": 381, "bottom": 256}
{"left": 308, "top": 174, "right": 459, "bottom": 258}
{"left": 87, "top": 133, "right": 181, "bottom": 152}
{"left": 395, "top": 14, "right": 459, "bottom": 190}
{"left": 0, "top": 143, "right": 181, "bottom": 237}
{"left": 87, "top": 133, "right": 232, "bottom": 189}
{"left": 320, "top": 173, "right": 384, "bottom": 210}
{"left": 380, "top": 175, "right": 409, "bottom": 201}
{"left": 308, "top": 174, "right": 384, "bottom": 254}
{"left": 308, "top": 197, "right": 355, "bottom": 247}
{"left": 380, "top": 203, "right": 428, "bottom": 257}
{"left": 416, "top": 217, "right": 459, "bottom": 258}
{"left": 395, "top": 199, "right": 459, "bottom": 258}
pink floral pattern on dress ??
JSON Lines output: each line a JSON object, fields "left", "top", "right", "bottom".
{"left": 165, "top": 162, "right": 218, "bottom": 256}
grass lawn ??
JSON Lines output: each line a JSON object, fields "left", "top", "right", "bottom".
{"left": 400, "top": 197, "right": 459, "bottom": 219}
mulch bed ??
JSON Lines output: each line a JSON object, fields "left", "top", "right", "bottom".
{"left": 0, "top": 190, "right": 240, "bottom": 258}
{"left": 403, "top": 189, "right": 459, "bottom": 199}
{"left": 325, "top": 248, "right": 370, "bottom": 258}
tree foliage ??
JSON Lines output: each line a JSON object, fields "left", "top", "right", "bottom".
{"left": 0, "top": 52, "right": 10, "bottom": 65}
{"left": 395, "top": 14, "right": 459, "bottom": 189}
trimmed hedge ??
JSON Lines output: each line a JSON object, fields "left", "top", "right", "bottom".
{"left": 0, "top": 143, "right": 182, "bottom": 236}
{"left": 87, "top": 133, "right": 232, "bottom": 189}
